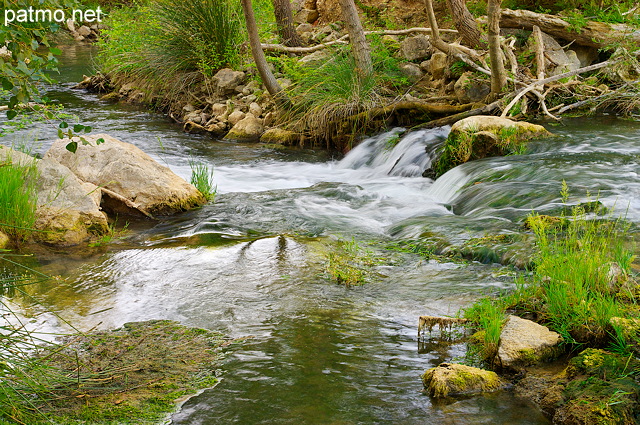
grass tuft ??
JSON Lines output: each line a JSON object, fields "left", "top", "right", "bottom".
{"left": 0, "top": 156, "right": 38, "bottom": 241}
{"left": 189, "top": 160, "right": 217, "bottom": 202}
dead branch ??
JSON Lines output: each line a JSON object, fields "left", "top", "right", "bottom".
{"left": 261, "top": 27, "right": 458, "bottom": 53}
{"left": 501, "top": 59, "right": 615, "bottom": 118}
{"left": 418, "top": 98, "right": 504, "bottom": 128}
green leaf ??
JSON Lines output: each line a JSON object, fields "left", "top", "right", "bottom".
{"left": 57, "top": 129, "right": 64, "bottom": 139}
{"left": 6, "top": 110, "right": 17, "bottom": 120}
{"left": 59, "top": 121, "right": 68, "bottom": 129}
{"left": 83, "top": 126, "right": 92, "bottom": 133}
{"left": 73, "top": 124, "right": 84, "bottom": 132}
{"left": 50, "top": 47, "right": 62, "bottom": 55}
{"left": 96, "top": 138, "right": 105, "bottom": 145}
{"left": 1, "top": 78, "right": 13, "bottom": 91}
{"left": 65, "top": 141, "right": 78, "bottom": 153}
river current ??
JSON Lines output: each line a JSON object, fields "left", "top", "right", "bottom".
{"left": 2, "top": 44, "right": 640, "bottom": 424}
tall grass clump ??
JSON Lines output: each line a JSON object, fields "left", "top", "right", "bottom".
{"left": 0, "top": 156, "right": 37, "bottom": 241}
{"left": 189, "top": 159, "right": 216, "bottom": 202}
{"left": 98, "top": 0, "right": 244, "bottom": 103}
{"left": 464, "top": 188, "right": 637, "bottom": 356}
{"left": 275, "top": 36, "right": 408, "bottom": 144}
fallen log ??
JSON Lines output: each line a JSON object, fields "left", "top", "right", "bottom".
{"left": 499, "top": 9, "right": 640, "bottom": 49}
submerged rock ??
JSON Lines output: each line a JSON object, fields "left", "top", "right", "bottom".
{"left": 422, "top": 363, "right": 502, "bottom": 397}
{"left": 45, "top": 134, "right": 206, "bottom": 217}
{"left": 0, "top": 230, "right": 9, "bottom": 249}
{"left": 497, "top": 315, "right": 562, "bottom": 369}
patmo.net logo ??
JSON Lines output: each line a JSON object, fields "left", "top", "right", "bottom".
{"left": 3, "top": 6, "right": 103, "bottom": 26}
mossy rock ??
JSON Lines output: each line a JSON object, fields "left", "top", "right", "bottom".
{"left": 551, "top": 349, "right": 640, "bottom": 425}
{"left": 421, "top": 363, "right": 502, "bottom": 397}
{"left": 431, "top": 116, "right": 551, "bottom": 178}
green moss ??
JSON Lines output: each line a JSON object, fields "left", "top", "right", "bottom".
{"left": 422, "top": 363, "right": 501, "bottom": 397}
{"left": 29, "top": 320, "right": 228, "bottom": 424}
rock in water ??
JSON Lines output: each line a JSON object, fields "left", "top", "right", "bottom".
{"left": 422, "top": 363, "right": 501, "bottom": 397}
{"left": 0, "top": 145, "right": 109, "bottom": 246}
{"left": 498, "top": 315, "right": 562, "bottom": 368}
{"left": 45, "top": 134, "right": 206, "bottom": 217}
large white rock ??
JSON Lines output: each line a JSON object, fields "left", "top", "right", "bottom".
{"left": 44, "top": 134, "right": 205, "bottom": 217}
{"left": 0, "top": 145, "right": 108, "bottom": 246}
{"left": 498, "top": 315, "right": 562, "bottom": 368}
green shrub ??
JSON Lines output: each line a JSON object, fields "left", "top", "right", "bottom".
{"left": 98, "top": 0, "right": 245, "bottom": 101}
{"left": 0, "top": 156, "right": 37, "bottom": 241}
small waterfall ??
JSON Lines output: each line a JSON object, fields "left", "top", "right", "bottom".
{"left": 337, "top": 126, "right": 450, "bottom": 177}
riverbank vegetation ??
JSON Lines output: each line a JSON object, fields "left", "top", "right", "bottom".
{"left": 0, "top": 155, "right": 37, "bottom": 242}
{"left": 80, "top": 0, "right": 640, "bottom": 150}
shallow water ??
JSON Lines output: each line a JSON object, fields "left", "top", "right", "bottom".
{"left": 3, "top": 44, "right": 640, "bottom": 424}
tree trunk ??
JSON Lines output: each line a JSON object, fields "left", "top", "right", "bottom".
{"left": 487, "top": 0, "right": 507, "bottom": 95}
{"left": 241, "top": 0, "right": 290, "bottom": 108}
{"left": 272, "top": 0, "right": 304, "bottom": 47}
{"left": 446, "top": 0, "right": 483, "bottom": 49}
{"left": 337, "top": 0, "right": 373, "bottom": 78}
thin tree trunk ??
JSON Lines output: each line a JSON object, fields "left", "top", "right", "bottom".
{"left": 337, "top": 0, "right": 373, "bottom": 77}
{"left": 272, "top": 0, "right": 303, "bottom": 47}
{"left": 487, "top": 0, "right": 507, "bottom": 95}
{"left": 241, "top": 0, "right": 290, "bottom": 108}
{"left": 446, "top": 0, "right": 483, "bottom": 49}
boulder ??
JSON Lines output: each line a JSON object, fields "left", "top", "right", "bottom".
{"left": 527, "top": 31, "right": 579, "bottom": 76}
{"left": 400, "top": 63, "right": 424, "bottom": 83}
{"left": 260, "top": 128, "right": 301, "bottom": 145}
{"left": 296, "top": 23, "right": 313, "bottom": 34}
{"left": 249, "top": 102, "right": 263, "bottom": 117}
{"left": 421, "top": 363, "right": 502, "bottom": 397}
{"left": 294, "top": 8, "right": 319, "bottom": 24}
{"left": 0, "top": 146, "right": 108, "bottom": 246}
{"left": 76, "top": 25, "right": 92, "bottom": 37}
{"left": 227, "top": 110, "right": 246, "bottom": 126}
{"left": 225, "top": 114, "right": 265, "bottom": 142}
{"left": 454, "top": 72, "right": 491, "bottom": 103}
{"left": 210, "top": 103, "right": 227, "bottom": 116}
{"left": 44, "top": 134, "right": 206, "bottom": 217}
{"left": 431, "top": 116, "right": 551, "bottom": 177}
{"left": 427, "top": 51, "right": 448, "bottom": 80}
{"left": 399, "top": 35, "right": 431, "bottom": 62}
{"left": 497, "top": 315, "right": 562, "bottom": 368}
{"left": 299, "top": 50, "right": 331, "bottom": 65}
{"left": 213, "top": 68, "right": 245, "bottom": 95}
{"left": 184, "top": 121, "right": 208, "bottom": 134}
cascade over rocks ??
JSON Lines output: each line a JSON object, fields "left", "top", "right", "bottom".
{"left": 45, "top": 134, "right": 206, "bottom": 217}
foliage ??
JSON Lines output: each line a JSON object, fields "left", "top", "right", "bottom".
{"left": 274, "top": 36, "right": 407, "bottom": 142}
{"left": 464, "top": 298, "right": 505, "bottom": 359}
{"left": 87, "top": 220, "right": 129, "bottom": 247}
{"left": 98, "top": 0, "right": 245, "bottom": 102}
{"left": 0, "top": 155, "right": 37, "bottom": 241}
{"left": 0, "top": 0, "right": 75, "bottom": 112}
{"left": 464, "top": 189, "right": 638, "bottom": 358}
{"left": 189, "top": 159, "right": 217, "bottom": 202}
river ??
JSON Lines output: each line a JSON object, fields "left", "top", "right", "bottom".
{"left": 2, "top": 43, "right": 640, "bottom": 424}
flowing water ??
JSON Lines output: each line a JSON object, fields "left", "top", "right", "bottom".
{"left": 3, "top": 44, "right": 640, "bottom": 424}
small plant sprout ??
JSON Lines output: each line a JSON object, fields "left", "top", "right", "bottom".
{"left": 189, "top": 159, "right": 217, "bottom": 202}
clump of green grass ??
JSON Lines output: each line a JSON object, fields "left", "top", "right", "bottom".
{"left": 189, "top": 160, "right": 217, "bottom": 202}
{"left": 275, "top": 36, "right": 408, "bottom": 144}
{"left": 87, "top": 220, "right": 129, "bottom": 247}
{"left": 0, "top": 156, "right": 38, "bottom": 241}
{"left": 98, "top": 0, "right": 244, "bottom": 104}
{"left": 464, "top": 188, "right": 638, "bottom": 358}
